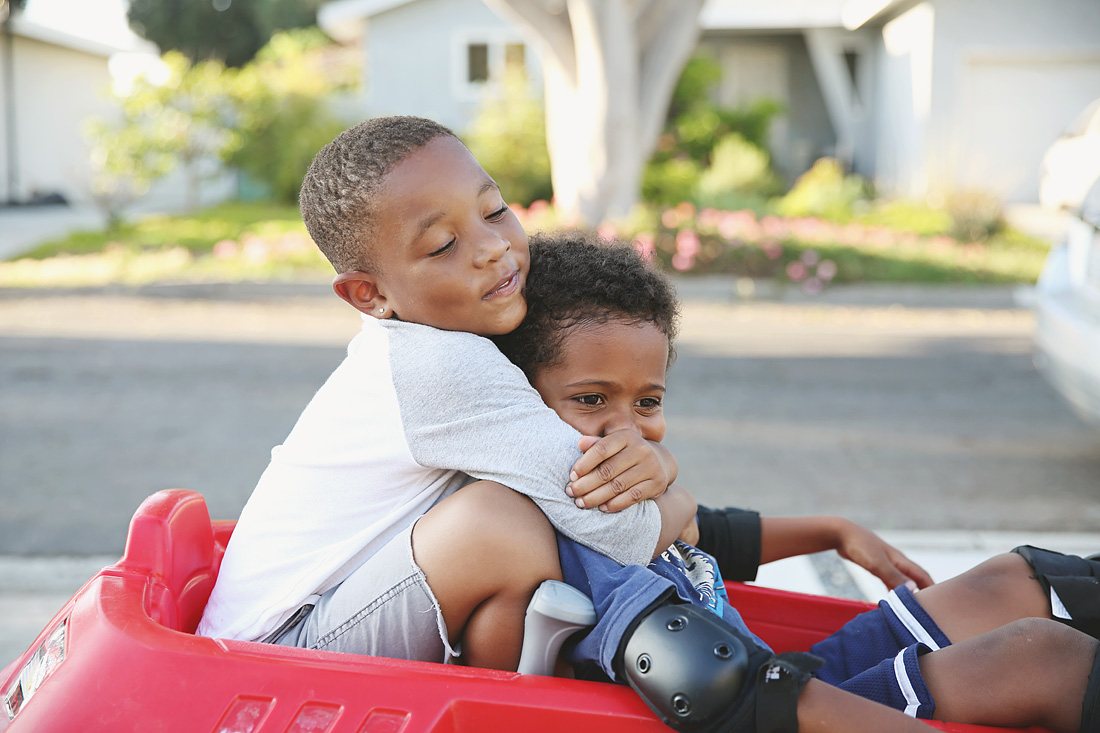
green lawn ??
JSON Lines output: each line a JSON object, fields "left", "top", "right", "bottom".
{"left": 0, "top": 200, "right": 1051, "bottom": 289}
{"left": 1, "top": 202, "right": 331, "bottom": 287}
{"left": 18, "top": 202, "right": 307, "bottom": 259}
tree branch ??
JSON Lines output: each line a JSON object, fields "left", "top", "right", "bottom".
{"left": 482, "top": 0, "right": 576, "bottom": 84}
{"left": 637, "top": 0, "right": 703, "bottom": 153}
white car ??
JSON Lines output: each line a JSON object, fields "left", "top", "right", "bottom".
{"left": 1034, "top": 175, "right": 1100, "bottom": 424}
{"left": 1039, "top": 98, "right": 1100, "bottom": 212}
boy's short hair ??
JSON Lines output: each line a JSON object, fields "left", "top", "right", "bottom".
{"left": 299, "top": 115, "right": 458, "bottom": 274}
{"left": 494, "top": 232, "right": 680, "bottom": 380}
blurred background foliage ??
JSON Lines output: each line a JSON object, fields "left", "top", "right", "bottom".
{"left": 127, "top": 0, "right": 324, "bottom": 67}
{"left": 464, "top": 65, "right": 553, "bottom": 207}
{"left": 0, "top": 42, "right": 1047, "bottom": 292}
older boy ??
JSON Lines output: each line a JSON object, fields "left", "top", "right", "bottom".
{"left": 197, "top": 117, "right": 692, "bottom": 673}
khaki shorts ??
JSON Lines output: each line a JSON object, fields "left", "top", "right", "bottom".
{"left": 269, "top": 520, "right": 457, "bottom": 663}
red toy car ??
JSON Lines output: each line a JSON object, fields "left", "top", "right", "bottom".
{"left": 0, "top": 490, "right": 1049, "bottom": 732}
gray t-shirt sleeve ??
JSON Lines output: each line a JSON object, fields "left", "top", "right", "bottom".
{"left": 388, "top": 322, "right": 661, "bottom": 566}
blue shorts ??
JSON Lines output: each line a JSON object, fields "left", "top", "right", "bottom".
{"left": 811, "top": 584, "right": 952, "bottom": 719}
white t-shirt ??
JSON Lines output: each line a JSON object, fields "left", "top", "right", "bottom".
{"left": 197, "top": 317, "right": 662, "bottom": 642}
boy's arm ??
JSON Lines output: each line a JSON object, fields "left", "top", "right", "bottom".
{"left": 390, "top": 326, "right": 665, "bottom": 566}
{"left": 760, "top": 516, "right": 934, "bottom": 589}
{"left": 651, "top": 485, "right": 696, "bottom": 557}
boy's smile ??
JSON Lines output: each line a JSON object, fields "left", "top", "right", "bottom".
{"left": 365, "top": 135, "right": 529, "bottom": 336}
{"left": 532, "top": 320, "right": 669, "bottom": 442}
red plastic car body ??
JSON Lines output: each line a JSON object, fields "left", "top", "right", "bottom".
{"left": 0, "top": 490, "right": 1049, "bottom": 732}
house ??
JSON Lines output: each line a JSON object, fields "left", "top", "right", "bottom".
{"left": 319, "top": 0, "right": 542, "bottom": 132}
{"left": 320, "top": 0, "right": 1100, "bottom": 205}
{"left": 0, "top": 0, "right": 157, "bottom": 205}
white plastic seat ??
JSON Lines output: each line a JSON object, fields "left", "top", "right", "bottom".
{"left": 516, "top": 580, "right": 597, "bottom": 675}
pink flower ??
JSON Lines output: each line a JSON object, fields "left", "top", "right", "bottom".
{"left": 802, "top": 277, "right": 824, "bottom": 294}
{"left": 597, "top": 223, "right": 619, "bottom": 242}
{"left": 817, "top": 259, "right": 838, "bottom": 281}
{"left": 786, "top": 261, "right": 808, "bottom": 282}
{"left": 671, "top": 253, "right": 695, "bottom": 271}
{"left": 661, "top": 208, "right": 682, "bottom": 229}
{"left": 762, "top": 240, "right": 783, "bottom": 260}
{"left": 761, "top": 216, "right": 788, "bottom": 239}
{"left": 675, "top": 229, "right": 701, "bottom": 258}
{"left": 801, "top": 249, "right": 820, "bottom": 266}
{"left": 698, "top": 208, "right": 721, "bottom": 231}
{"left": 212, "top": 239, "right": 238, "bottom": 259}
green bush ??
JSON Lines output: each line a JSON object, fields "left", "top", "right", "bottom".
{"left": 775, "top": 158, "right": 868, "bottom": 220}
{"left": 644, "top": 54, "right": 784, "bottom": 208}
{"left": 465, "top": 67, "right": 553, "bottom": 205}
{"left": 231, "top": 97, "right": 345, "bottom": 202}
{"left": 228, "top": 29, "right": 357, "bottom": 203}
{"left": 642, "top": 157, "right": 703, "bottom": 207}
{"left": 696, "top": 133, "right": 783, "bottom": 208}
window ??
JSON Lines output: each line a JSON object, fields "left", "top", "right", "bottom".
{"left": 467, "top": 43, "right": 490, "bottom": 84}
{"left": 504, "top": 43, "right": 525, "bottom": 71}
{"left": 456, "top": 34, "right": 530, "bottom": 97}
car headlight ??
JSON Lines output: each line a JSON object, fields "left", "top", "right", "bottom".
{"left": 3, "top": 619, "right": 67, "bottom": 720}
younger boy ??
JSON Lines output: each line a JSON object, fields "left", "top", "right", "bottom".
{"left": 198, "top": 116, "right": 693, "bottom": 671}
{"left": 495, "top": 232, "right": 1100, "bottom": 733}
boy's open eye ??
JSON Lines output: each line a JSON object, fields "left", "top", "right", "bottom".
{"left": 428, "top": 239, "right": 455, "bottom": 257}
{"left": 486, "top": 203, "right": 509, "bottom": 222}
{"left": 573, "top": 394, "right": 604, "bottom": 407}
{"left": 637, "top": 397, "right": 662, "bottom": 410}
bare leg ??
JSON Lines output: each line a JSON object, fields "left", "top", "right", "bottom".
{"left": 412, "top": 481, "right": 562, "bottom": 670}
{"left": 797, "top": 680, "right": 930, "bottom": 733}
{"left": 921, "top": 618, "right": 1097, "bottom": 733}
{"left": 912, "top": 552, "right": 1050, "bottom": 643}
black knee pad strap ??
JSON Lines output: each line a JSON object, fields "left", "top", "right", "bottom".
{"left": 755, "top": 652, "right": 822, "bottom": 733}
{"left": 1013, "top": 545, "right": 1100, "bottom": 639}
{"left": 617, "top": 600, "right": 820, "bottom": 733}
{"left": 1081, "top": 643, "right": 1100, "bottom": 733}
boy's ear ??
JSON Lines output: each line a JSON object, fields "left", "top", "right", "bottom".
{"left": 333, "top": 271, "right": 390, "bottom": 318}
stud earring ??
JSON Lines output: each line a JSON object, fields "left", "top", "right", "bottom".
{"left": 378, "top": 307, "right": 385, "bottom": 314}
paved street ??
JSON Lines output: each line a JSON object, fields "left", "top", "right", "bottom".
{"left": 2, "top": 278, "right": 1099, "bottom": 660}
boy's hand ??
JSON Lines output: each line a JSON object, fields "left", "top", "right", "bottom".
{"left": 835, "top": 520, "right": 934, "bottom": 591}
{"left": 568, "top": 430, "right": 674, "bottom": 512}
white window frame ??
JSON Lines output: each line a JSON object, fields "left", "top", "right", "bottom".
{"left": 450, "top": 29, "right": 531, "bottom": 101}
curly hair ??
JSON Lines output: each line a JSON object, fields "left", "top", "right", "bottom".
{"left": 493, "top": 232, "right": 680, "bottom": 381}
{"left": 299, "top": 116, "right": 457, "bottom": 274}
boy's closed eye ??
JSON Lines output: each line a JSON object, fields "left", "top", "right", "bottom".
{"left": 426, "top": 203, "right": 510, "bottom": 258}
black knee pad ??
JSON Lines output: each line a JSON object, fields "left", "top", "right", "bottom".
{"left": 617, "top": 601, "right": 820, "bottom": 733}
{"left": 1013, "top": 545, "right": 1100, "bottom": 639}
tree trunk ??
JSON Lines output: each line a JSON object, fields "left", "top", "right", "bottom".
{"left": 484, "top": 0, "right": 702, "bottom": 225}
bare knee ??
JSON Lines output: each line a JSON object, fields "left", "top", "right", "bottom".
{"left": 923, "top": 619, "right": 1095, "bottom": 731}
{"left": 963, "top": 552, "right": 1035, "bottom": 590}
{"left": 956, "top": 552, "right": 1047, "bottom": 611}
{"left": 1001, "top": 617, "right": 1086, "bottom": 661}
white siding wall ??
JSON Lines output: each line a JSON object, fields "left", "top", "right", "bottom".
{"left": 0, "top": 35, "right": 115, "bottom": 203}
{"left": 906, "top": 0, "right": 1100, "bottom": 201}
{"left": 870, "top": 2, "right": 935, "bottom": 199}
{"left": 362, "top": 0, "right": 541, "bottom": 133}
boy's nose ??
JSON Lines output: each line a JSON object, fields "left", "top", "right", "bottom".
{"left": 602, "top": 409, "right": 641, "bottom": 437}
{"left": 472, "top": 232, "right": 510, "bottom": 268}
